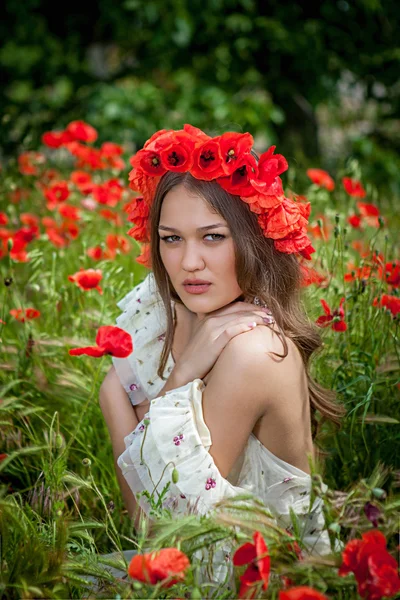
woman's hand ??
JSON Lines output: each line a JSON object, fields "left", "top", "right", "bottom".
{"left": 173, "top": 301, "right": 274, "bottom": 384}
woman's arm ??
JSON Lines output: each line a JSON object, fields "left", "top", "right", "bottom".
{"left": 99, "top": 364, "right": 187, "bottom": 528}
{"left": 99, "top": 365, "right": 145, "bottom": 529}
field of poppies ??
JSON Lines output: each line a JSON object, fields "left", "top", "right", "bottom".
{"left": 0, "top": 121, "right": 399, "bottom": 599}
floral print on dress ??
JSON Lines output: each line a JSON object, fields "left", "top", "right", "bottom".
{"left": 173, "top": 434, "right": 184, "bottom": 446}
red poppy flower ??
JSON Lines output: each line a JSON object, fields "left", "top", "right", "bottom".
{"left": 218, "top": 132, "right": 254, "bottom": 176}
{"left": 344, "top": 265, "right": 373, "bottom": 282}
{"left": 0, "top": 453, "right": 8, "bottom": 461}
{"left": 70, "top": 170, "right": 94, "bottom": 194}
{"left": 44, "top": 181, "right": 70, "bottom": 207}
{"left": 20, "top": 213, "right": 39, "bottom": 228}
{"left": 42, "top": 130, "right": 74, "bottom": 148}
{"left": 379, "top": 261, "right": 400, "bottom": 288}
{"left": 339, "top": 530, "right": 400, "bottom": 600}
{"left": 130, "top": 148, "right": 167, "bottom": 178}
{"left": 128, "top": 547, "right": 190, "bottom": 588}
{"left": 306, "top": 168, "right": 335, "bottom": 191}
{"left": 0, "top": 213, "right": 8, "bottom": 225}
{"left": 65, "top": 120, "right": 98, "bottom": 143}
{"left": 279, "top": 586, "right": 329, "bottom": 600}
{"left": 87, "top": 246, "right": 104, "bottom": 261}
{"left": 250, "top": 145, "right": 288, "bottom": 193}
{"left": 233, "top": 531, "right": 270, "bottom": 599}
{"left": 190, "top": 138, "right": 225, "bottom": 180}
{"left": 300, "top": 264, "right": 327, "bottom": 287}
{"left": 92, "top": 179, "right": 123, "bottom": 207}
{"left": 69, "top": 325, "right": 133, "bottom": 358}
{"left": 373, "top": 294, "right": 400, "bottom": 317}
{"left": 10, "top": 308, "right": 41, "bottom": 322}
{"left": 274, "top": 229, "right": 315, "bottom": 260}
{"left": 342, "top": 177, "right": 366, "bottom": 198}
{"left": 348, "top": 214, "right": 362, "bottom": 229}
{"left": 263, "top": 198, "right": 310, "bottom": 240}
{"left": 58, "top": 204, "right": 81, "bottom": 221}
{"left": 68, "top": 268, "right": 103, "bottom": 294}
{"left": 158, "top": 132, "right": 196, "bottom": 173}
{"left": 106, "top": 234, "right": 131, "bottom": 254}
{"left": 217, "top": 152, "right": 258, "bottom": 197}
{"left": 316, "top": 298, "right": 347, "bottom": 331}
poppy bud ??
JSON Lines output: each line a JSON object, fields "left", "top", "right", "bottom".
{"left": 55, "top": 433, "right": 64, "bottom": 449}
{"left": 7, "top": 239, "right": 13, "bottom": 251}
{"left": 335, "top": 214, "right": 340, "bottom": 224}
{"left": 143, "top": 418, "right": 150, "bottom": 426}
{"left": 4, "top": 277, "right": 13, "bottom": 287}
{"left": 82, "top": 457, "right": 91, "bottom": 467}
{"left": 378, "top": 216, "right": 384, "bottom": 228}
{"left": 172, "top": 468, "right": 179, "bottom": 484}
{"left": 334, "top": 226, "right": 340, "bottom": 238}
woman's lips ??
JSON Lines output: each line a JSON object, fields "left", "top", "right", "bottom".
{"left": 183, "top": 283, "right": 211, "bottom": 294}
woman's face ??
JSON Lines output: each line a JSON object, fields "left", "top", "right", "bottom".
{"left": 158, "top": 184, "right": 243, "bottom": 319}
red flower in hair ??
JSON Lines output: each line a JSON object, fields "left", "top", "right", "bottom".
{"left": 65, "top": 120, "right": 98, "bottom": 143}
{"left": 233, "top": 531, "right": 270, "bottom": 599}
{"left": 128, "top": 547, "right": 190, "bottom": 588}
{"left": 158, "top": 131, "right": 196, "bottom": 172}
{"left": 274, "top": 230, "right": 315, "bottom": 260}
{"left": 69, "top": 325, "right": 133, "bottom": 358}
{"left": 183, "top": 123, "right": 211, "bottom": 141}
{"left": 262, "top": 198, "right": 310, "bottom": 240}
{"left": 279, "top": 586, "right": 329, "bottom": 600}
{"left": 250, "top": 145, "right": 288, "bottom": 192}
{"left": 190, "top": 138, "right": 225, "bottom": 180}
{"left": 218, "top": 132, "right": 254, "bottom": 176}
{"left": 68, "top": 268, "right": 103, "bottom": 294}
{"left": 217, "top": 153, "right": 258, "bottom": 197}
{"left": 342, "top": 177, "right": 366, "bottom": 198}
{"left": 306, "top": 168, "right": 335, "bottom": 191}
{"left": 130, "top": 148, "right": 167, "bottom": 178}
{"left": 10, "top": 308, "right": 41, "bottom": 322}
{"left": 316, "top": 298, "right": 347, "bottom": 331}
{"left": 373, "top": 294, "right": 400, "bottom": 317}
{"left": 126, "top": 196, "right": 151, "bottom": 242}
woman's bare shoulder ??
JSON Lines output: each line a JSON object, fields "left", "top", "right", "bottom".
{"left": 211, "top": 324, "right": 305, "bottom": 405}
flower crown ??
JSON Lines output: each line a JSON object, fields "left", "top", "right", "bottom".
{"left": 125, "top": 124, "right": 315, "bottom": 264}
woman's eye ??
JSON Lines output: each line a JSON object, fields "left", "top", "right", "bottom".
{"left": 160, "top": 234, "right": 225, "bottom": 243}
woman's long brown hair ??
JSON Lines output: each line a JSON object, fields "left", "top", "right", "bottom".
{"left": 147, "top": 170, "right": 346, "bottom": 448}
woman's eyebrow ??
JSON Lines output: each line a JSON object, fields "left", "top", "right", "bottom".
{"left": 158, "top": 223, "right": 227, "bottom": 233}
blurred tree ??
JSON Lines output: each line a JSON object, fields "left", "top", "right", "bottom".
{"left": 1, "top": 0, "right": 399, "bottom": 164}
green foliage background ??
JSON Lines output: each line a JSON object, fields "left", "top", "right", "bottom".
{"left": 1, "top": 0, "right": 400, "bottom": 191}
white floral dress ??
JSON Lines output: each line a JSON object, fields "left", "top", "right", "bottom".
{"left": 112, "top": 272, "right": 334, "bottom": 581}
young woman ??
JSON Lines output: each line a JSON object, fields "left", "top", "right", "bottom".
{"left": 99, "top": 126, "right": 345, "bottom": 572}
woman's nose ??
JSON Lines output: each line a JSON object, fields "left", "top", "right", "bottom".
{"left": 181, "top": 243, "right": 205, "bottom": 270}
